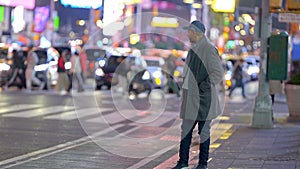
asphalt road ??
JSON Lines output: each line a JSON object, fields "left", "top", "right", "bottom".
{"left": 0, "top": 81, "right": 260, "bottom": 169}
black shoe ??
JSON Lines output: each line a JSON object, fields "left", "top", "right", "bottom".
{"left": 172, "top": 162, "right": 189, "bottom": 169}
{"left": 194, "top": 164, "right": 207, "bottom": 169}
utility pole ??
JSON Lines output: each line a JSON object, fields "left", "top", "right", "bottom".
{"left": 252, "top": 0, "right": 273, "bottom": 128}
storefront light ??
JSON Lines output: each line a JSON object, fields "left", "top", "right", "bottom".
{"left": 250, "top": 27, "right": 255, "bottom": 35}
{"left": 183, "top": 0, "right": 194, "bottom": 4}
{"left": 192, "top": 3, "right": 202, "bottom": 8}
{"left": 240, "top": 30, "right": 246, "bottom": 36}
{"left": 211, "top": 0, "right": 235, "bottom": 12}
{"left": 234, "top": 25, "right": 241, "bottom": 31}
{"left": 239, "top": 40, "right": 245, "bottom": 46}
{"left": 205, "top": 0, "right": 213, "bottom": 5}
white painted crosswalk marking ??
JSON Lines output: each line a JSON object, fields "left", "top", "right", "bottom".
{"left": 0, "top": 104, "right": 41, "bottom": 115}
{"left": 0, "top": 102, "right": 9, "bottom": 107}
{"left": 86, "top": 109, "right": 136, "bottom": 124}
{"left": 139, "top": 111, "right": 175, "bottom": 127}
{"left": 2, "top": 106, "right": 74, "bottom": 118}
{"left": 44, "top": 108, "right": 114, "bottom": 121}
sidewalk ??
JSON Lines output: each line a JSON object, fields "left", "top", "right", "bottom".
{"left": 158, "top": 94, "right": 300, "bottom": 169}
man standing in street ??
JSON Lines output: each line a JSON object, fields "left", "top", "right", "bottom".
{"left": 172, "top": 20, "right": 224, "bottom": 169}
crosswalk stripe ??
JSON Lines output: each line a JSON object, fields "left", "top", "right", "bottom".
{"left": 44, "top": 108, "right": 114, "bottom": 121}
{"left": 86, "top": 109, "right": 178, "bottom": 126}
{"left": 85, "top": 108, "right": 131, "bottom": 124}
{"left": 140, "top": 111, "right": 175, "bottom": 127}
{"left": 2, "top": 106, "right": 74, "bottom": 118}
{"left": 0, "top": 102, "right": 9, "bottom": 107}
{"left": 0, "top": 104, "right": 41, "bottom": 115}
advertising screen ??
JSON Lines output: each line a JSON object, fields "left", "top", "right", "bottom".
{"left": 0, "top": 0, "right": 35, "bottom": 9}
{"left": 60, "top": 0, "right": 102, "bottom": 9}
{"left": 34, "top": 6, "right": 50, "bottom": 33}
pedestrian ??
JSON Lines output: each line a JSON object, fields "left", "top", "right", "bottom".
{"left": 68, "top": 51, "right": 84, "bottom": 92}
{"left": 79, "top": 47, "right": 88, "bottom": 83}
{"left": 25, "top": 45, "right": 45, "bottom": 92}
{"left": 172, "top": 20, "right": 224, "bottom": 169}
{"left": 115, "top": 56, "right": 130, "bottom": 94}
{"left": 3, "top": 50, "right": 26, "bottom": 90}
{"left": 269, "top": 80, "right": 283, "bottom": 104}
{"left": 228, "top": 58, "right": 246, "bottom": 98}
{"left": 55, "top": 49, "right": 70, "bottom": 94}
{"left": 164, "top": 54, "right": 180, "bottom": 97}
{"left": 269, "top": 80, "right": 284, "bottom": 121}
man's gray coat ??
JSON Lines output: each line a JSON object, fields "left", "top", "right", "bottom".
{"left": 180, "top": 36, "right": 224, "bottom": 121}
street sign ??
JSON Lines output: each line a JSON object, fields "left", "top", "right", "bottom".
{"left": 278, "top": 13, "right": 300, "bottom": 22}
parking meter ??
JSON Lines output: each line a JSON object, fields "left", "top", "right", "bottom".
{"left": 267, "top": 31, "right": 288, "bottom": 80}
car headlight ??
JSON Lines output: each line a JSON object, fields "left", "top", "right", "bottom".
{"left": 98, "top": 60, "right": 106, "bottom": 67}
{"left": 34, "top": 64, "right": 49, "bottom": 71}
{"left": 154, "top": 78, "right": 162, "bottom": 85}
{"left": 0, "top": 63, "right": 10, "bottom": 71}
{"left": 64, "top": 62, "right": 72, "bottom": 70}
{"left": 95, "top": 68, "right": 104, "bottom": 76}
{"left": 247, "top": 67, "right": 260, "bottom": 75}
{"left": 152, "top": 70, "right": 162, "bottom": 78}
{"left": 225, "top": 73, "right": 231, "bottom": 80}
{"left": 142, "top": 71, "right": 151, "bottom": 80}
{"left": 174, "top": 70, "right": 181, "bottom": 77}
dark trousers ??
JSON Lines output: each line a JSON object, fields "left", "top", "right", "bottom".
{"left": 6, "top": 68, "right": 26, "bottom": 89}
{"left": 229, "top": 80, "right": 245, "bottom": 97}
{"left": 178, "top": 119, "right": 211, "bottom": 166}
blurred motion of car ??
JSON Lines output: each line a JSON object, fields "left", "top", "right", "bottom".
{"left": 244, "top": 56, "right": 260, "bottom": 80}
{"left": 224, "top": 61, "right": 233, "bottom": 90}
{"left": 85, "top": 48, "right": 106, "bottom": 78}
{"left": 143, "top": 56, "right": 166, "bottom": 89}
{"left": 0, "top": 47, "right": 10, "bottom": 87}
{"left": 125, "top": 54, "right": 153, "bottom": 97}
{"left": 172, "top": 57, "right": 185, "bottom": 89}
{"left": 95, "top": 55, "right": 126, "bottom": 90}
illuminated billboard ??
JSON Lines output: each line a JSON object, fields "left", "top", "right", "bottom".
{"left": 60, "top": 0, "right": 103, "bottom": 9}
{"left": 34, "top": 6, "right": 50, "bottom": 33}
{"left": 211, "top": 0, "right": 235, "bottom": 13}
{"left": 0, "top": 0, "right": 35, "bottom": 9}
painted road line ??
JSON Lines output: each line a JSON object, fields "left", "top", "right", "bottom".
{"left": 130, "top": 122, "right": 233, "bottom": 169}
{"left": 0, "top": 102, "right": 9, "bottom": 107}
{"left": 0, "top": 124, "right": 123, "bottom": 169}
{"left": 138, "top": 111, "right": 177, "bottom": 127}
{"left": 127, "top": 144, "right": 177, "bottom": 169}
{"left": 2, "top": 105, "right": 74, "bottom": 118}
{"left": 86, "top": 109, "right": 136, "bottom": 124}
{"left": 0, "top": 104, "right": 41, "bottom": 115}
{"left": 44, "top": 108, "right": 114, "bottom": 121}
